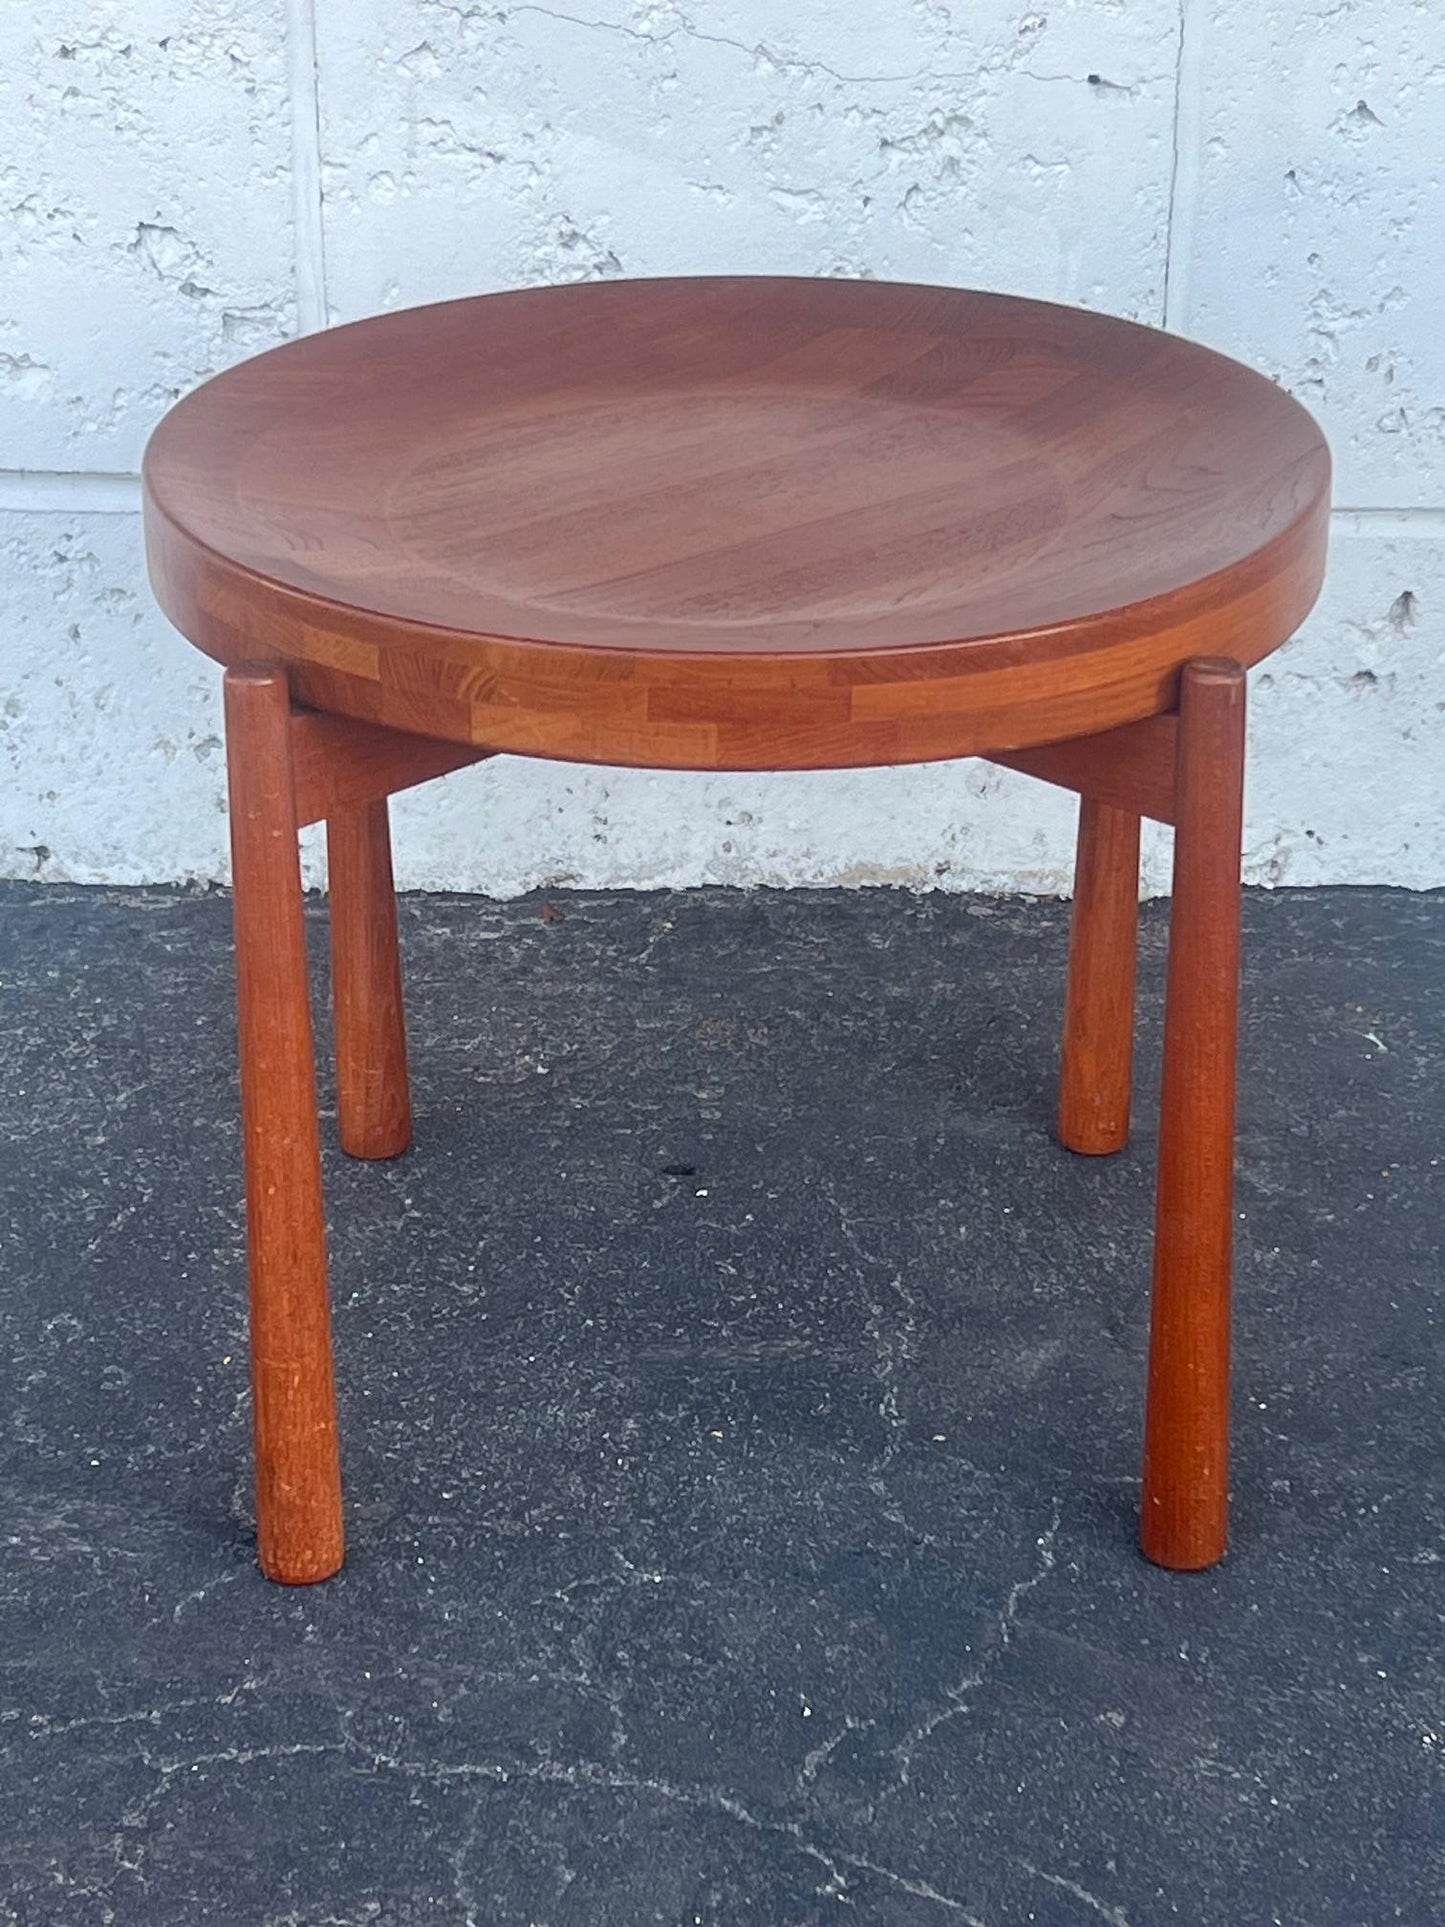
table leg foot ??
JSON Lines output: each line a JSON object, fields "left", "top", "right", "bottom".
{"left": 1059, "top": 798, "right": 1140, "bottom": 1155}
{"left": 1140, "top": 659, "right": 1246, "bottom": 1572}
{"left": 224, "top": 665, "right": 344, "bottom": 1585}
{"left": 328, "top": 798, "right": 413, "bottom": 1161}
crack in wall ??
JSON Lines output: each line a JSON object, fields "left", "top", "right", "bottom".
{"left": 498, "top": 3, "right": 1002, "bottom": 90}
{"left": 286, "top": 0, "right": 328, "bottom": 330}
{"left": 1163, "top": 0, "right": 1203, "bottom": 329}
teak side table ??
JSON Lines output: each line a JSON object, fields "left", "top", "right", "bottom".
{"left": 142, "top": 278, "right": 1331, "bottom": 1585}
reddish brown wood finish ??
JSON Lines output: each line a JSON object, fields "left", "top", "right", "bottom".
{"left": 223, "top": 665, "right": 343, "bottom": 1584}
{"left": 291, "top": 709, "right": 490, "bottom": 829}
{"left": 144, "top": 278, "right": 1330, "bottom": 772}
{"left": 1141, "top": 660, "right": 1248, "bottom": 1570}
{"left": 1059, "top": 801, "right": 1141, "bottom": 1157}
{"left": 328, "top": 799, "right": 413, "bottom": 1161}
{"left": 142, "top": 279, "right": 1332, "bottom": 1583}
{"left": 984, "top": 713, "right": 1179, "bottom": 826}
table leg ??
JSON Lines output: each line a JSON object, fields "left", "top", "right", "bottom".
{"left": 1059, "top": 798, "right": 1140, "bottom": 1155}
{"left": 328, "top": 798, "right": 413, "bottom": 1161}
{"left": 224, "top": 665, "right": 344, "bottom": 1584}
{"left": 1141, "top": 658, "right": 1246, "bottom": 1570}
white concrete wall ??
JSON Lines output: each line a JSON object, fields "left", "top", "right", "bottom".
{"left": 2, "top": 1, "right": 1441, "bottom": 892}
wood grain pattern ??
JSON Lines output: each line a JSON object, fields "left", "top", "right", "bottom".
{"left": 223, "top": 665, "right": 344, "bottom": 1584}
{"left": 1058, "top": 800, "right": 1141, "bottom": 1157}
{"left": 291, "top": 708, "right": 490, "bottom": 829}
{"left": 984, "top": 713, "right": 1178, "bottom": 825}
{"left": 328, "top": 798, "right": 412, "bottom": 1162}
{"left": 143, "top": 278, "right": 1330, "bottom": 771}
{"left": 150, "top": 280, "right": 1333, "bottom": 1582}
{"left": 1141, "top": 660, "right": 1248, "bottom": 1571}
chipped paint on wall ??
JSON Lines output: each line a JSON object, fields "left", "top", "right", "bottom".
{"left": 0, "top": 1, "right": 1441, "bottom": 890}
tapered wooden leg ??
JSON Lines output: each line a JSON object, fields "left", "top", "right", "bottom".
{"left": 328, "top": 799, "right": 412, "bottom": 1161}
{"left": 1059, "top": 799, "right": 1140, "bottom": 1155}
{"left": 1141, "top": 659, "right": 1247, "bottom": 1571}
{"left": 224, "top": 666, "right": 344, "bottom": 1584}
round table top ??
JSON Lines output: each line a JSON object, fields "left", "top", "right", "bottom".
{"left": 144, "top": 277, "right": 1330, "bottom": 770}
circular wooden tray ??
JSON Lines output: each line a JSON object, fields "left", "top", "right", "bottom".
{"left": 144, "top": 277, "right": 1329, "bottom": 769}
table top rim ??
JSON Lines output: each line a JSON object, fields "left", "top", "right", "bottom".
{"left": 143, "top": 475, "right": 1326, "bottom": 669}
{"left": 144, "top": 274, "right": 1331, "bottom": 666}
{"left": 142, "top": 275, "right": 1330, "bottom": 773}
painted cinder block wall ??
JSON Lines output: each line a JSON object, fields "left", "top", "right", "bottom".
{"left": 2, "top": 1, "right": 1440, "bottom": 893}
